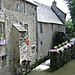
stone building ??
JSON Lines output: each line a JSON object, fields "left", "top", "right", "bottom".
{"left": 0, "top": 0, "right": 37, "bottom": 75}
{"left": 0, "top": 0, "right": 66, "bottom": 75}
{"left": 34, "top": 1, "right": 66, "bottom": 59}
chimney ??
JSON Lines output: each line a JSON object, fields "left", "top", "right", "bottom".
{"left": 52, "top": 0, "right": 57, "bottom": 7}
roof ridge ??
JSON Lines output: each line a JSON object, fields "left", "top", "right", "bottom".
{"left": 34, "top": 1, "right": 51, "bottom": 8}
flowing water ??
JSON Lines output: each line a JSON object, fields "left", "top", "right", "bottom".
{"left": 28, "top": 60, "right": 75, "bottom": 75}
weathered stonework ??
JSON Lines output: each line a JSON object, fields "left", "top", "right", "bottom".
{"left": 0, "top": 0, "right": 66, "bottom": 75}
{"left": 4, "top": 0, "right": 37, "bottom": 62}
{"left": 37, "top": 22, "right": 65, "bottom": 59}
{"left": 0, "top": 0, "right": 37, "bottom": 75}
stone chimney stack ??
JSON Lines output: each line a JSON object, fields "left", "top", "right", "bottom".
{"left": 52, "top": 0, "right": 57, "bottom": 7}
{"left": 51, "top": 0, "right": 66, "bottom": 23}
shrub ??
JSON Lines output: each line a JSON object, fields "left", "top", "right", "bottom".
{"left": 51, "top": 32, "right": 69, "bottom": 48}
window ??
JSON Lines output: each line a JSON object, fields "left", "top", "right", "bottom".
{"left": 24, "top": 24, "right": 28, "bottom": 30}
{"left": 24, "top": 3, "right": 25, "bottom": 13}
{"left": 0, "top": 22, "right": 5, "bottom": 40}
{"left": 16, "top": 4, "right": 19, "bottom": 11}
{"left": 58, "top": 25, "right": 60, "bottom": 28}
{"left": 0, "top": 0, "right": 1, "bottom": 10}
{"left": 35, "top": 7, "right": 36, "bottom": 10}
{"left": 20, "top": 22, "right": 23, "bottom": 26}
{"left": 40, "top": 23, "right": 43, "bottom": 33}
{"left": 51, "top": 23, "right": 53, "bottom": 30}
{"left": 40, "top": 41, "right": 43, "bottom": 45}
{"left": 24, "top": 24, "right": 28, "bottom": 35}
{"left": 2, "top": 56, "right": 6, "bottom": 66}
{"left": 16, "top": 2, "right": 24, "bottom": 13}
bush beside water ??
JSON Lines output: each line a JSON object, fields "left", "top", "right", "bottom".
{"left": 50, "top": 42, "right": 75, "bottom": 72}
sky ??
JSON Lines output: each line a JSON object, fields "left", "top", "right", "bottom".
{"left": 34, "top": 0, "right": 71, "bottom": 20}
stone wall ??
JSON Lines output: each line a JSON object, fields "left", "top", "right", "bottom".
{"left": 37, "top": 22, "right": 65, "bottom": 59}
{"left": 4, "top": 0, "right": 37, "bottom": 63}
{"left": 0, "top": 0, "right": 37, "bottom": 75}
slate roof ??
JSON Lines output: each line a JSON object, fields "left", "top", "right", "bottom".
{"left": 34, "top": 2, "right": 63, "bottom": 25}
{"left": 51, "top": 5, "right": 66, "bottom": 23}
{"left": 13, "top": 24, "right": 27, "bottom": 32}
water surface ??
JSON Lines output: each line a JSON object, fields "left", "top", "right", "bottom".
{"left": 28, "top": 60, "right": 75, "bottom": 75}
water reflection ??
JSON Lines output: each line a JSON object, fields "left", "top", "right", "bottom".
{"left": 28, "top": 60, "right": 75, "bottom": 75}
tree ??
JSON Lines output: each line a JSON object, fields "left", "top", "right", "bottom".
{"left": 65, "top": 0, "right": 75, "bottom": 31}
{"left": 51, "top": 32, "right": 68, "bottom": 48}
{"left": 65, "top": 19, "right": 74, "bottom": 34}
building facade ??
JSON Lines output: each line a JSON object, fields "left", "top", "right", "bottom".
{"left": 35, "top": 1, "right": 66, "bottom": 59}
{"left": 0, "top": 0, "right": 66, "bottom": 75}
{"left": 0, "top": 0, "right": 37, "bottom": 75}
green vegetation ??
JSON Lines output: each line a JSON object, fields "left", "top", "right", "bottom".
{"left": 65, "top": 0, "right": 75, "bottom": 31}
{"left": 50, "top": 43, "right": 75, "bottom": 71}
{"left": 65, "top": 19, "right": 74, "bottom": 34}
{"left": 65, "top": 19, "right": 75, "bottom": 38}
